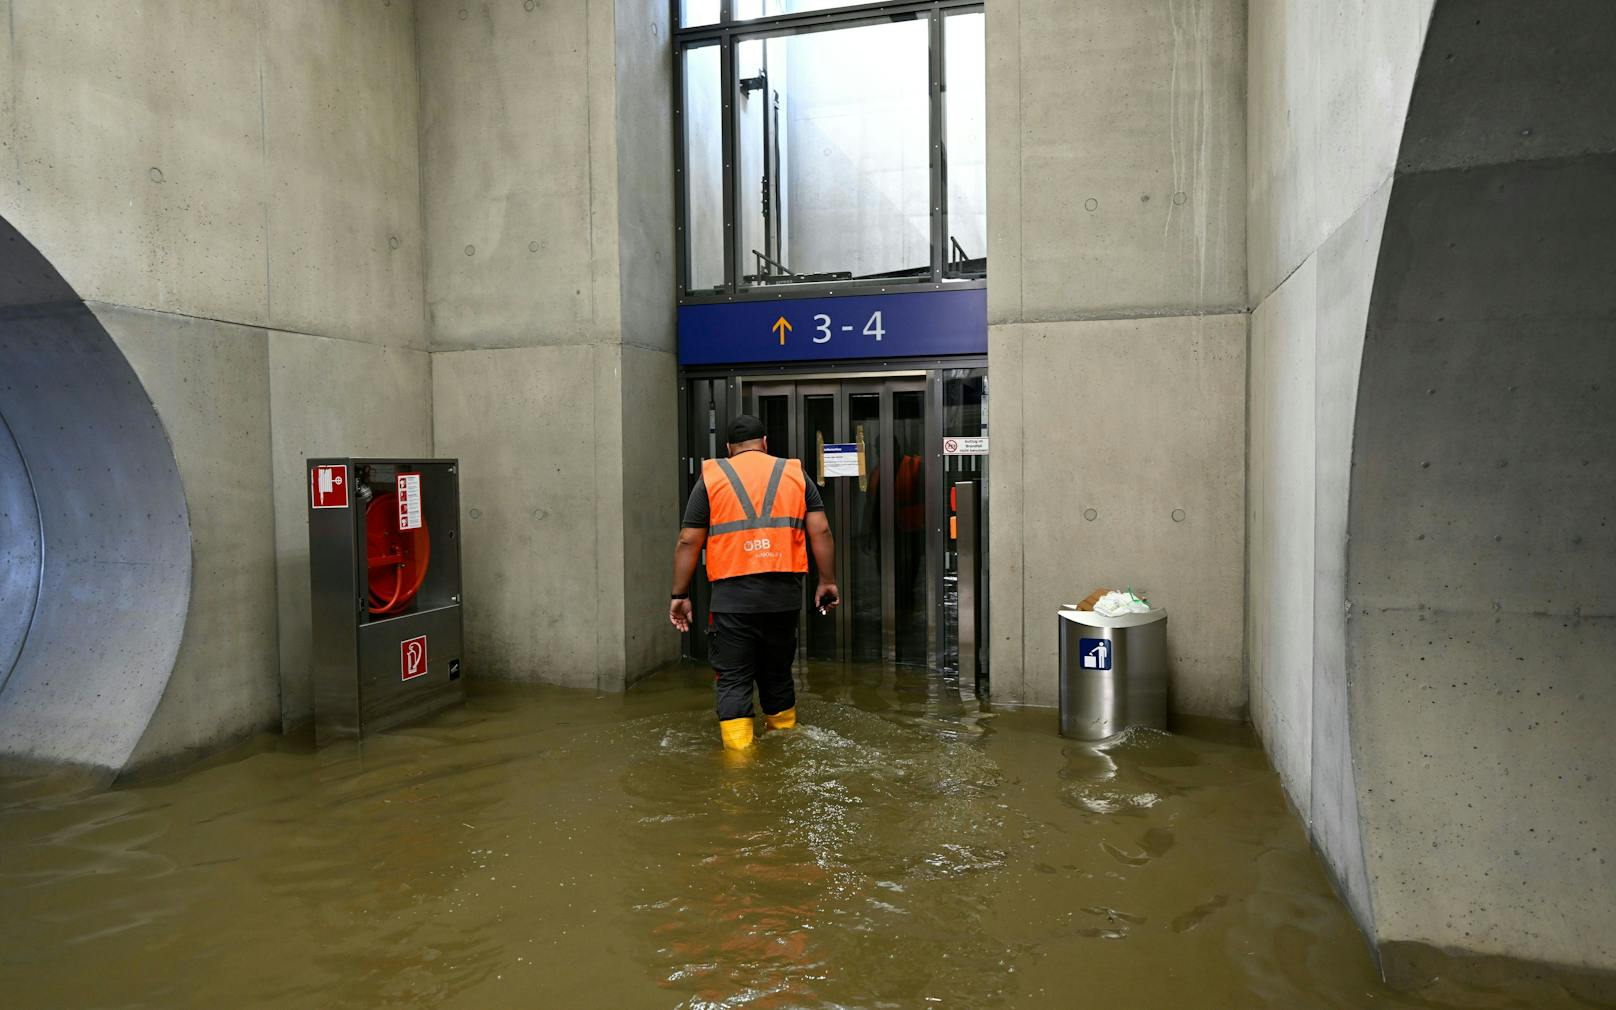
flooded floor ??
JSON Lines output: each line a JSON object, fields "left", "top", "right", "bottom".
{"left": 0, "top": 664, "right": 1601, "bottom": 1009}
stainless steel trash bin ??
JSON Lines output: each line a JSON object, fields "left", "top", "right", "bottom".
{"left": 1058, "top": 607, "right": 1168, "bottom": 740}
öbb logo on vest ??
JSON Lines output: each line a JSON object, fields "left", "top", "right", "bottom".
{"left": 742, "top": 537, "right": 773, "bottom": 552}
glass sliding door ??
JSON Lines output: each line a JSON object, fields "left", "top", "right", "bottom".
{"left": 742, "top": 377, "right": 932, "bottom": 666}
{"left": 801, "top": 392, "right": 838, "bottom": 661}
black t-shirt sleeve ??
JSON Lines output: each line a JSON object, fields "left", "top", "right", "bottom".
{"left": 803, "top": 474, "right": 825, "bottom": 513}
{"left": 681, "top": 480, "right": 709, "bottom": 528}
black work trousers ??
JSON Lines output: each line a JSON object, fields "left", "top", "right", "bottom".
{"left": 709, "top": 611, "right": 798, "bottom": 720}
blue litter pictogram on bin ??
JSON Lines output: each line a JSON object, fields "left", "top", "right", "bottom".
{"left": 1079, "top": 638, "right": 1112, "bottom": 671}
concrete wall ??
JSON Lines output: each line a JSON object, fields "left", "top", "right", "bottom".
{"left": 986, "top": 0, "right": 1248, "bottom": 715}
{"left": 1344, "top": 0, "right": 1616, "bottom": 974}
{"left": 0, "top": 0, "right": 431, "bottom": 765}
{"left": 1247, "top": 0, "right": 1616, "bottom": 976}
{"left": 1244, "top": 0, "right": 1432, "bottom": 935}
{"left": 419, "top": 0, "right": 679, "bottom": 692}
{"left": 2, "top": 0, "right": 677, "bottom": 767}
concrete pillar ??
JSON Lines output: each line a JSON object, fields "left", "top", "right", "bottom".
{"left": 419, "top": 0, "right": 679, "bottom": 691}
{"left": 986, "top": 0, "right": 1248, "bottom": 716}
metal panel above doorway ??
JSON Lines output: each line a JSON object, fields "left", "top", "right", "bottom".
{"left": 678, "top": 288, "right": 987, "bottom": 366}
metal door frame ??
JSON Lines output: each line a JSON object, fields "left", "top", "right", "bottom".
{"left": 679, "top": 360, "right": 978, "bottom": 671}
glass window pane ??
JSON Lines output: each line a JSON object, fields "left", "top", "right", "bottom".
{"left": 736, "top": 19, "right": 931, "bottom": 288}
{"left": 803, "top": 394, "right": 837, "bottom": 661}
{"left": 848, "top": 393, "right": 883, "bottom": 661}
{"left": 893, "top": 390, "right": 927, "bottom": 666}
{"left": 945, "top": 12, "right": 987, "bottom": 279}
{"left": 757, "top": 394, "right": 790, "bottom": 454}
{"left": 680, "top": 0, "right": 720, "bottom": 29}
{"left": 683, "top": 45, "right": 725, "bottom": 293}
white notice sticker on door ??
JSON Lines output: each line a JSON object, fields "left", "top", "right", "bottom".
{"left": 822, "top": 444, "right": 860, "bottom": 478}
{"left": 397, "top": 472, "right": 423, "bottom": 530}
{"left": 943, "top": 437, "right": 989, "bottom": 456}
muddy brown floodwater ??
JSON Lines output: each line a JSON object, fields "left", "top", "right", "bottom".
{"left": 0, "top": 664, "right": 1605, "bottom": 1009}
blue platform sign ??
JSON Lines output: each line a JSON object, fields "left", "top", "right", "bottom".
{"left": 1079, "top": 638, "right": 1112, "bottom": 671}
{"left": 678, "top": 288, "right": 987, "bottom": 366}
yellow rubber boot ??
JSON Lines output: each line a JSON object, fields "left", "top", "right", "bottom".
{"left": 719, "top": 717, "right": 755, "bottom": 751}
{"left": 764, "top": 707, "right": 796, "bottom": 731}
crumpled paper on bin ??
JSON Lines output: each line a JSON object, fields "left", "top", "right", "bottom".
{"left": 1091, "top": 589, "right": 1152, "bottom": 617}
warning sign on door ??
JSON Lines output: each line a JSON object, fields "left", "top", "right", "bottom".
{"left": 396, "top": 472, "right": 423, "bottom": 531}
{"left": 943, "top": 437, "right": 989, "bottom": 456}
{"left": 311, "top": 464, "right": 349, "bottom": 509}
{"left": 401, "top": 635, "right": 429, "bottom": 681}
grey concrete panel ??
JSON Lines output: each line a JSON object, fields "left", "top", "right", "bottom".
{"left": 418, "top": 0, "right": 615, "bottom": 349}
{"left": 0, "top": 408, "right": 39, "bottom": 692}
{"left": 0, "top": 302, "right": 189, "bottom": 772}
{"left": 6, "top": 0, "right": 269, "bottom": 324}
{"left": 618, "top": 345, "right": 681, "bottom": 682}
{"left": 992, "top": 0, "right": 1246, "bottom": 322}
{"left": 1399, "top": 0, "right": 1616, "bottom": 176}
{"left": 0, "top": 1, "right": 17, "bottom": 224}
{"left": 96, "top": 305, "right": 281, "bottom": 769}
{"left": 0, "top": 212, "right": 72, "bottom": 308}
{"left": 1306, "top": 179, "right": 1390, "bottom": 935}
{"left": 994, "top": 313, "right": 1246, "bottom": 716}
{"left": 266, "top": 331, "right": 433, "bottom": 729}
{"left": 590, "top": 341, "right": 629, "bottom": 689}
{"left": 614, "top": 2, "right": 675, "bottom": 355}
{"left": 1309, "top": 1, "right": 1429, "bottom": 287}
{"left": 259, "top": 0, "right": 426, "bottom": 349}
{"left": 985, "top": 325, "right": 1027, "bottom": 699}
{"left": 983, "top": 0, "right": 1023, "bottom": 325}
{"left": 1349, "top": 154, "right": 1616, "bottom": 968}
{"left": 1246, "top": 254, "right": 1315, "bottom": 803}
{"left": 4, "top": 1, "right": 425, "bottom": 346}
{"left": 1246, "top": 0, "right": 1430, "bottom": 303}
{"left": 1244, "top": 0, "right": 1317, "bottom": 307}
{"left": 432, "top": 345, "right": 603, "bottom": 687}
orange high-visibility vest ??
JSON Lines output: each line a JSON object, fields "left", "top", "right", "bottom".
{"left": 895, "top": 454, "right": 924, "bottom": 533}
{"left": 702, "top": 452, "right": 809, "bottom": 581}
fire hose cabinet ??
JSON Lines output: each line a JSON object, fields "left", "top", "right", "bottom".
{"left": 307, "top": 458, "right": 464, "bottom": 745}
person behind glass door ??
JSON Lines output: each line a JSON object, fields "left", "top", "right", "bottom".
{"left": 668, "top": 414, "right": 840, "bottom": 751}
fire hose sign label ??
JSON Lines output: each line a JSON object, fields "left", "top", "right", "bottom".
{"left": 401, "top": 635, "right": 429, "bottom": 681}
{"left": 311, "top": 464, "right": 348, "bottom": 509}
{"left": 396, "top": 472, "right": 423, "bottom": 531}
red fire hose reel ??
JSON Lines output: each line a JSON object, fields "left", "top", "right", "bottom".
{"left": 366, "top": 492, "right": 430, "bottom": 615}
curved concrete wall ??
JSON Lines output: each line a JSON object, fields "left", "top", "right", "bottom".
{"left": 0, "top": 216, "right": 191, "bottom": 773}
{"left": 1346, "top": 0, "right": 1616, "bottom": 972}
{"left": 2, "top": 0, "right": 433, "bottom": 749}
{"left": 0, "top": 412, "right": 40, "bottom": 687}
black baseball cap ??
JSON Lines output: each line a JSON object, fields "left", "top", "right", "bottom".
{"left": 728, "top": 414, "right": 767, "bottom": 443}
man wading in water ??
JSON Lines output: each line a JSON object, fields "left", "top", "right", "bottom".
{"left": 668, "top": 414, "right": 840, "bottom": 752}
